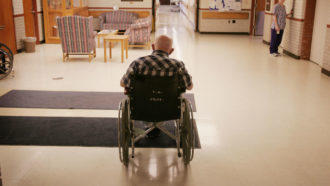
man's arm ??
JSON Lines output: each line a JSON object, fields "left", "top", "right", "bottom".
{"left": 120, "top": 61, "right": 136, "bottom": 88}
{"left": 273, "top": 4, "right": 280, "bottom": 31}
{"left": 287, "top": 9, "right": 294, "bottom": 16}
{"left": 179, "top": 62, "right": 193, "bottom": 90}
{"left": 273, "top": 15, "right": 280, "bottom": 31}
{"left": 272, "top": 5, "right": 280, "bottom": 31}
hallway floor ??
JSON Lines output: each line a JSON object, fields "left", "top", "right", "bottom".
{"left": 0, "top": 8, "right": 330, "bottom": 186}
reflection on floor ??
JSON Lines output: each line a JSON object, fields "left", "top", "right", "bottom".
{"left": 0, "top": 6, "right": 330, "bottom": 186}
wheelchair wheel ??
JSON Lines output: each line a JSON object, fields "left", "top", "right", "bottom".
{"left": 181, "top": 99, "right": 195, "bottom": 165}
{"left": 0, "top": 44, "right": 14, "bottom": 80}
{"left": 0, "top": 43, "right": 14, "bottom": 61}
{"left": 118, "top": 99, "right": 130, "bottom": 166}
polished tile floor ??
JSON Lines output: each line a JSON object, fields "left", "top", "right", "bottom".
{"left": 0, "top": 7, "right": 330, "bottom": 186}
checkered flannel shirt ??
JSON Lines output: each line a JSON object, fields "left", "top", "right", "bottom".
{"left": 121, "top": 50, "right": 192, "bottom": 89}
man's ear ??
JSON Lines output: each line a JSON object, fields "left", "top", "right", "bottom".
{"left": 152, "top": 44, "right": 155, "bottom": 51}
{"left": 169, "top": 48, "right": 174, "bottom": 55}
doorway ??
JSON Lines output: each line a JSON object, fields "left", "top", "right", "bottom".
{"left": 23, "top": 0, "right": 39, "bottom": 43}
{"left": 0, "top": 0, "right": 17, "bottom": 53}
{"left": 310, "top": 0, "right": 330, "bottom": 65}
{"left": 160, "top": 0, "right": 170, "bottom": 5}
{"left": 253, "top": 0, "right": 266, "bottom": 36}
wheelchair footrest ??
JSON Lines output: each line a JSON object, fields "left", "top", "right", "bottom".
{"left": 133, "top": 127, "right": 146, "bottom": 137}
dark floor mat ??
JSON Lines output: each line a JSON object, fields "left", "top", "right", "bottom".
{"left": 0, "top": 116, "right": 201, "bottom": 148}
{"left": 0, "top": 90, "right": 196, "bottom": 111}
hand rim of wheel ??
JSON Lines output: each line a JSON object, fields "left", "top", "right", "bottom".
{"left": 0, "top": 49, "right": 13, "bottom": 80}
{"left": 181, "top": 99, "right": 195, "bottom": 165}
{"left": 118, "top": 99, "right": 130, "bottom": 166}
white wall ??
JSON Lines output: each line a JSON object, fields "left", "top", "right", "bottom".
{"left": 12, "top": 0, "right": 44, "bottom": 50}
{"left": 280, "top": 0, "right": 306, "bottom": 57}
{"left": 310, "top": 0, "right": 330, "bottom": 65}
{"left": 198, "top": 0, "right": 252, "bottom": 33}
{"left": 180, "top": 0, "right": 196, "bottom": 27}
{"left": 199, "top": 0, "right": 251, "bottom": 9}
{"left": 12, "top": 0, "right": 26, "bottom": 50}
{"left": 263, "top": 0, "right": 276, "bottom": 43}
{"left": 322, "top": 27, "right": 330, "bottom": 71}
{"left": 263, "top": 0, "right": 307, "bottom": 57}
{"left": 12, "top": 0, "right": 24, "bottom": 15}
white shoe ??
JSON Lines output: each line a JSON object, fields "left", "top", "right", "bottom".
{"left": 275, "top": 52, "right": 282, "bottom": 56}
{"left": 271, "top": 53, "right": 279, "bottom": 57}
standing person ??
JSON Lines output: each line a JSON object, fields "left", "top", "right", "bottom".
{"left": 270, "top": 0, "right": 293, "bottom": 57}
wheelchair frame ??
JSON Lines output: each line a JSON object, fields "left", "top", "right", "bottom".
{"left": 118, "top": 96, "right": 195, "bottom": 166}
{"left": 0, "top": 43, "right": 14, "bottom": 80}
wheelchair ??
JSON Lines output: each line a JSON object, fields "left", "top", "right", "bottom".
{"left": 118, "top": 74, "right": 195, "bottom": 166}
{"left": 0, "top": 43, "right": 14, "bottom": 80}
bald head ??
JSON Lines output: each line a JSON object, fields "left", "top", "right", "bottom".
{"left": 152, "top": 35, "right": 174, "bottom": 55}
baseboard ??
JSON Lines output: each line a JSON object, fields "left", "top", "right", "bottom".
{"left": 321, "top": 68, "right": 330, "bottom": 77}
{"left": 199, "top": 32, "right": 249, "bottom": 35}
{"left": 283, "top": 49, "right": 300, "bottom": 60}
{"left": 263, "top": 40, "right": 270, "bottom": 45}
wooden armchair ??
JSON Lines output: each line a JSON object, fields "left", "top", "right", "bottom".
{"left": 124, "top": 16, "right": 152, "bottom": 49}
{"left": 56, "top": 16, "right": 96, "bottom": 62}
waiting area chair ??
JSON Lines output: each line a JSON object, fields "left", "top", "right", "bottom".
{"left": 99, "top": 10, "right": 138, "bottom": 31}
{"left": 124, "top": 16, "right": 152, "bottom": 49}
{"left": 118, "top": 74, "right": 195, "bottom": 166}
{"left": 56, "top": 16, "right": 96, "bottom": 62}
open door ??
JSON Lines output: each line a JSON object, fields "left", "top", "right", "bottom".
{"left": 23, "top": 0, "right": 39, "bottom": 43}
{"left": 160, "top": 0, "right": 170, "bottom": 5}
{"left": 254, "top": 0, "right": 266, "bottom": 36}
{"left": 0, "top": 0, "right": 17, "bottom": 53}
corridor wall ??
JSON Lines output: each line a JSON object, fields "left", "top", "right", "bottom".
{"left": 12, "top": 0, "right": 45, "bottom": 50}
{"left": 310, "top": 0, "right": 330, "bottom": 65}
{"left": 321, "top": 25, "right": 330, "bottom": 76}
{"left": 198, "top": 0, "right": 252, "bottom": 33}
{"left": 263, "top": 0, "right": 307, "bottom": 59}
{"left": 180, "top": 0, "right": 196, "bottom": 28}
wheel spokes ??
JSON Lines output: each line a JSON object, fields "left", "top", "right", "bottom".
{"left": 0, "top": 44, "right": 13, "bottom": 60}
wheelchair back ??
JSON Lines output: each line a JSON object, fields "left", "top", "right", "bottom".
{"left": 128, "top": 74, "right": 185, "bottom": 122}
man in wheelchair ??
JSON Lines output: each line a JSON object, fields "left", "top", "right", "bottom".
{"left": 120, "top": 35, "right": 193, "bottom": 138}
{"left": 120, "top": 35, "right": 193, "bottom": 91}
{"left": 118, "top": 35, "right": 195, "bottom": 165}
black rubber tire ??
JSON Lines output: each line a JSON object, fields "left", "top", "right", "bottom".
{"left": 181, "top": 101, "right": 194, "bottom": 165}
{"left": 120, "top": 100, "right": 130, "bottom": 166}
{"left": 0, "top": 43, "right": 13, "bottom": 61}
{"left": 0, "top": 48, "right": 13, "bottom": 80}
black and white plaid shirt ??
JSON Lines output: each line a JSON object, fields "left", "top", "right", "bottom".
{"left": 121, "top": 50, "right": 192, "bottom": 89}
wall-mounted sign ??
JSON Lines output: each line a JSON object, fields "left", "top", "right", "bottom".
{"left": 209, "top": 0, "right": 241, "bottom": 11}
